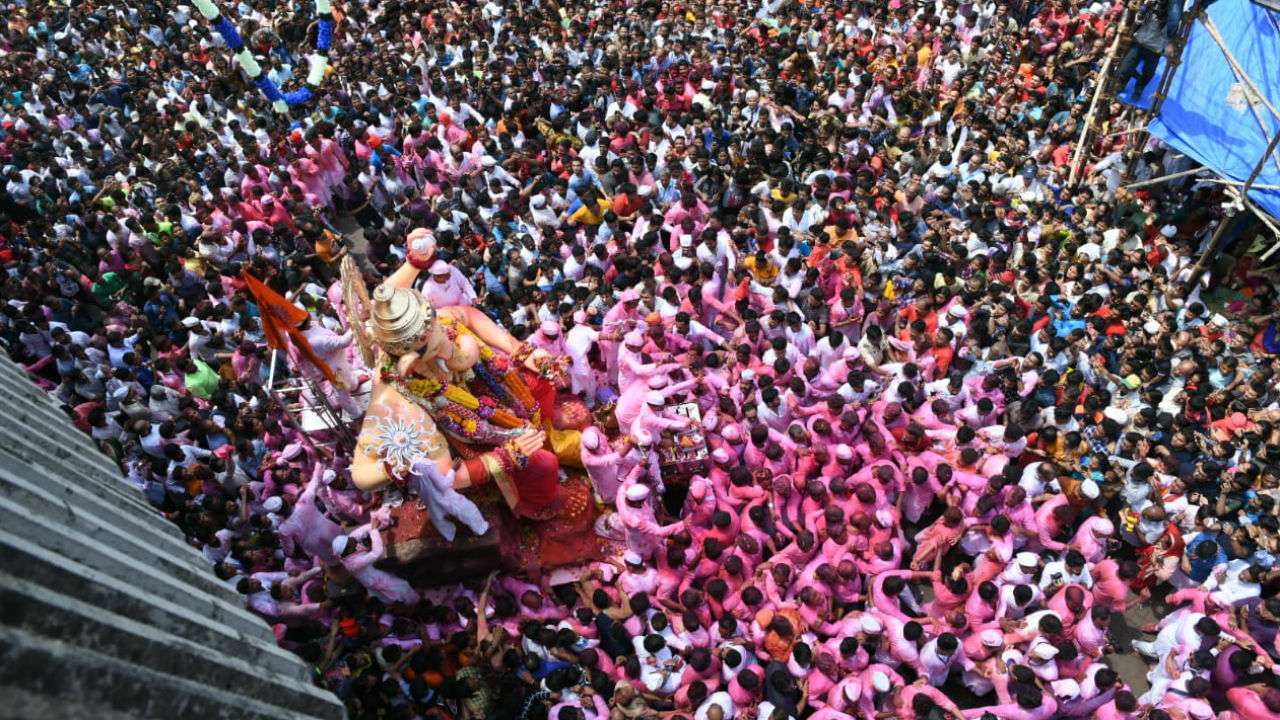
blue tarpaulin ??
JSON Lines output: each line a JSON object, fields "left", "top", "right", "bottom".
{"left": 1121, "top": 0, "right": 1280, "bottom": 220}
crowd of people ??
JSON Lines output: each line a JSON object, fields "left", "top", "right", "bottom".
{"left": 6, "top": 0, "right": 1280, "bottom": 718}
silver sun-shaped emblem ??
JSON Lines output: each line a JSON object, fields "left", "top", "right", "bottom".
{"left": 370, "top": 414, "right": 427, "bottom": 476}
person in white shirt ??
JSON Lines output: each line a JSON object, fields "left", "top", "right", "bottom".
{"left": 1039, "top": 550, "right": 1094, "bottom": 591}
{"left": 695, "top": 690, "right": 735, "bottom": 720}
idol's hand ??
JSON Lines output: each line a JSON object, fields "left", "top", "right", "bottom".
{"left": 397, "top": 351, "right": 421, "bottom": 377}
{"left": 527, "top": 349, "right": 570, "bottom": 387}
{"left": 512, "top": 428, "right": 547, "bottom": 458}
{"left": 406, "top": 228, "right": 435, "bottom": 268}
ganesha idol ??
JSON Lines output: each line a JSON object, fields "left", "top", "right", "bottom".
{"left": 340, "top": 249, "right": 589, "bottom": 554}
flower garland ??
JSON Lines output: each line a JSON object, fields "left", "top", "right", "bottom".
{"left": 192, "top": 0, "right": 335, "bottom": 113}
{"left": 382, "top": 356, "right": 530, "bottom": 447}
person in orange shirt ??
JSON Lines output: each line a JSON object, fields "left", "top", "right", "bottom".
{"left": 822, "top": 215, "right": 859, "bottom": 248}
{"left": 929, "top": 327, "right": 956, "bottom": 378}
{"left": 611, "top": 183, "right": 645, "bottom": 220}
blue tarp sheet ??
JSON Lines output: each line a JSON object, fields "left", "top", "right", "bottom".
{"left": 1120, "top": 0, "right": 1280, "bottom": 219}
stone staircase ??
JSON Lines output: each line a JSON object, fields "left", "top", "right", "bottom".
{"left": 0, "top": 352, "right": 346, "bottom": 719}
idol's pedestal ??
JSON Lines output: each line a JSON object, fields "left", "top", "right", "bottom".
{"left": 377, "top": 473, "right": 604, "bottom": 584}
{"left": 379, "top": 488, "right": 509, "bottom": 585}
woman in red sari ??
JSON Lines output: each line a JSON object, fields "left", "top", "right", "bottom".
{"left": 1130, "top": 505, "right": 1184, "bottom": 598}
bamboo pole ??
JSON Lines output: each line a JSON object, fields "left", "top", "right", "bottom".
{"left": 1203, "top": 178, "right": 1280, "bottom": 191}
{"left": 1121, "top": 0, "right": 1204, "bottom": 179}
{"left": 1120, "top": 166, "right": 1205, "bottom": 190}
{"left": 1184, "top": 212, "right": 1237, "bottom": 289}
{"left": 1067, "top": 7, "right": 1130, "bottom": 188}
{"left": 1186, "top": 131, "right": 1280, "bottom": 283}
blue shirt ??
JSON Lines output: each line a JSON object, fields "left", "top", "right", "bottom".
{"left": 1185, "top": 532, "right": 1228, "bottom": 583}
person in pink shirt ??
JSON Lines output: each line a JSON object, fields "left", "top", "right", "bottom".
{"left": 926, "top": 563, "right": 973, "bottom": 617}
{"left": 1074, "top": 605, "right": 1111, "bottom": 658}
{"left": 1028, "top": 492, "right": 1073, "bottom": 552}
{"left": 893, "top": 681, "right": 965, "bottom": 720}
{"left": 1072, "top": 516, "right": 1115, "bottom": 564}
{"left": 616, "top": 481, "right": 684, "bottom": 563}
{"left": 962, "top": 686, "right": 1058, "bottom": 720}
{"left": 900, "top": 465, "right": 942, "bottom": 524}
{"left": 1157, "top": 678, "right": 1216, "bottom": 720}
{"left": 1044, "top": 584, "right": 1095, "bottom": 632}
{"left": 333, "top": 520, "right": 419, "bottom": 605}
{"left": 1223, "top": 685, "right": 1280, "bottom": 720}
{"left": 910, "top": 506, "right": 966, "bottom": 570}
{"left": 277, "top": 464, "right": 343, "bottom": 564}
{"left": 868, "top": 569, "right": 933, "bottom": 623}
{"left": 616, "top": 373, "right": 697, "bottom": 438}
{"left": 289, "top": 157, "right": 330, "bottom": 208}
{"left": 1090, "top": 558, "right": 1137, "bottom": 613}
{"left": 582, "top": 427, "right": 626, "bottom": 505}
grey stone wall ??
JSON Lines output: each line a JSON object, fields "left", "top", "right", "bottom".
{"left": 0, "top": 353, "right": 345, "bottom": 719}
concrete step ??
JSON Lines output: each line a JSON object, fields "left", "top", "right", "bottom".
{"left": 0, "top": 437, "right": 212, "bottom": 571}
{"left": 0, "top": 362, "right": 130, "bottom": 477}
{"left": 0, "top": 351, "right": 345, "bottom": 718}
{"left": 0, "top": 418, "right": 189, "bottom": 545}
{"left": 0, "top": 625, "right": 341, "bottom": 720}
{"left": 0, "top": 493, "right": 279, "bottom": 646}
{"left": 0, "top": 358, "right": 135, "bottom": 476}
{"left": 0, "top": 527, "right": 306, "bottom": 681}
{"left": 0, "top": 377, "right": 156, "bottom": 511}
{"left": 1, "top": 575, "right": 342, "bottom": 718}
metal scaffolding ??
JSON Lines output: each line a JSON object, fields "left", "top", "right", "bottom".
{"left": 1086, "top": 0, "right": 1280, "bottom": 282}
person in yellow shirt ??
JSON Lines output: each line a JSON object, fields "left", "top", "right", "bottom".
{"left": 916, "top": 42, "right": 932, "bottom": 67}
{"left": 743, "top": 251, "right": 779, "bottom": 285}
{"left": 565, "top": 190, "right": 613, "bottom": 226}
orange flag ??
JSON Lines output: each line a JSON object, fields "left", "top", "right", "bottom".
{"left": 241, "top": 271, "right": 338, "bottom": 384}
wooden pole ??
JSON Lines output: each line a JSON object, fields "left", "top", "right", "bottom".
{"left": 1120, "top": 166, "right": 1204, "bottom": 190}
{"left": 1184, "top": 212, "right": 1237, "bottom": 289}
{"left": 1185, "top": 131, "right": 1280, "bottom": 285}
{"left": 1068, "top": 7, "right": 1130, "bottom": 189}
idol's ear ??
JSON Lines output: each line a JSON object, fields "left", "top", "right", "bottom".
{"left": 397, "top": 351, "right": 420, "bottom": 377}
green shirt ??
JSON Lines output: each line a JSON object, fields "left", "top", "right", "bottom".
{"left": 184, "top": 359, "right": 220, "bottom": 399}
{"left": 90, "top": 272, "right": 125, "bottom": 304}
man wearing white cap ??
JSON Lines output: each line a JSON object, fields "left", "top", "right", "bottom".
{"left": 822, "top": 675, "right": 864, "bottom": 715}
{"left": 331, "top": 520, "right": 420, "bottom": 605}
{"left": 417, "top": 258, "right": 476, "bottom": 308}
{"left": 1001, "top": 551, "right": 1043, "bottom": 586}
{"left": 961, "top": 628, "right": 1006, "bottom": 696}
{"left": 616, "top": 372, "right": 696, "bottom": 438}
{"left": 849, "top": 665, "right": 900, "bottom": 718}
{"left": 617, "top": 328, "right": 679, "bottom": 392}
{"left": 615, "top": 470, "right": 684, "bottom": 562}
{"left": 629, "top": 389, "right": 693, "bottom": 445}
{"left": 528, "top": 318, "right": 568, "bottom": 356}
{"left": 565, "top": 310, "right": 603, "bottom": 401}
{"left": 601, "top": 288, "right": 644, "bottom": 381}
{"left": 581, "top": 426, "right": 625, "bottom": 504}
